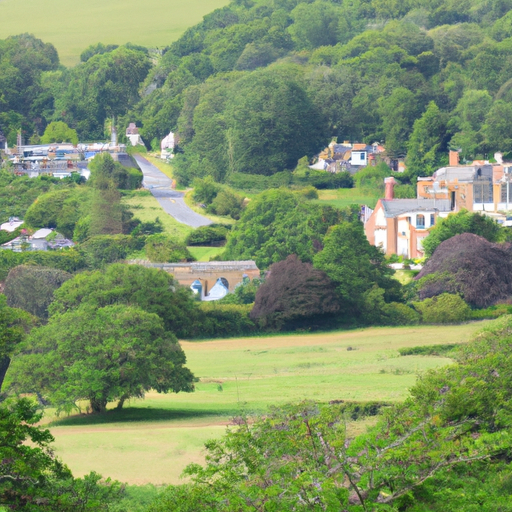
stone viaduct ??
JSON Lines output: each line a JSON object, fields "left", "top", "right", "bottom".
{"left": 130, "top": 260, "right": 260, "bottom": 295}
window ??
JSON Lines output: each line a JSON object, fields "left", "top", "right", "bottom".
{"left": 430, "top": 214, "right": 435, "bottom": 226}
{"left": 501, "top": 183, "right": 512, "bottom": 203}
{"left": 473, "top": 177, "right": 493, "bottom": 203}
{"left": 416, "top": 214, "right": 425, "bottom": 229}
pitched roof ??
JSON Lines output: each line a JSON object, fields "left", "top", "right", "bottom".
{"left": 433, "top": 165, "right": 493, "bottom": 182}
{"left": 381, "top": 199, "right": 451, "bottom": 218}
{"left": 32, "top": 228, "right": 53, "bottom": 239}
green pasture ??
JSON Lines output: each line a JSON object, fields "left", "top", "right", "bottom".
{"left": 316, "top": 188, "right": 381, "bottom": 209}
{"left": 48, "top": 322, "right": 487, "bottom": 485}
{"left": 188, "top": 246, "right": 225, "bottom": 261}
{"left": 0, "top": 0, "right": 229, "bottom": 67}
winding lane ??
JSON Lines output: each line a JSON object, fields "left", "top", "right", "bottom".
{"left": 133, "top": 154, "right": 212, "bottom": 228}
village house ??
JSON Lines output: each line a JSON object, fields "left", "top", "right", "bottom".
{"left": 364, "top": 177, "right": 451, "bottom": 258}
{"left": 1, "top": 227, "right": 74, "bottom": 252}
{"left": 364, "top": 150, "right": 512, "bottom": 257}
{"left": 416, "top": 150, "right": 512, "bottom": 213}
{"left": 310, "top": 141, "right": 385, "bottom": 174}
{"left": 161, "top": 131, "right": 177, "bottom": 161}
{"left": 126, "top": 123, "right": 144, "bottom": 146}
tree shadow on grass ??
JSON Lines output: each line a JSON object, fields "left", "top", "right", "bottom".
{"left": 48, "top": 406, "right": 242, "bottom": 427}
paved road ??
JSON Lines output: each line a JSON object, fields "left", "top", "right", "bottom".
{"left": 133, "top": 155, "right": 212, "bottom": 228}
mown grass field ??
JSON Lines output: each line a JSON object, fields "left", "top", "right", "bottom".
{"left": 188, "top": 246, "right": 225, "bottom": 261}
{"left": 316, "top": 188, "right": 381, "bottom": 209}
{"left": 48, "top": 322, "right": 487, "bottom": 485}
{"left": 0, "top": 0, "right": 229, "bottom": 67}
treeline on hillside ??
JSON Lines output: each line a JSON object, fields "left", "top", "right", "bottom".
{"left": 5, "top": 1, "right": 512, "bottom": 185}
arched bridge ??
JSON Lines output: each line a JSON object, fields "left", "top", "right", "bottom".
{"left": 130, "top": 260, "right": 260, "bottom": 295}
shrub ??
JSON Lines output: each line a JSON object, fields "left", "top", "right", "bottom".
{"left": 416, "top": 233, "right": 512, "bottom": 308}
{"left": 208, "top": 189, "right": 244, "bottom": 219}
{"left": 470, "top": 303, "right": 512, "bottom": 320}
{"left": 0, "top": 250, "right": 87, "bottom": 281}
{"left": 382, "top": 302, "right": 421, "bottom": 326}
{"left": 292, "top": 170, "right": 353, "bottom": 189}
{"left": 79, "top": 235, "right": 144, "bottom": 268}
{"left": 226, "top": 171, "right": 292, "bottom": 192}
{"left": 145, "top": 234, "right": 194, "bottom": 263}
{"left": 192, "top": 176, "right": 221, "bottom": 204}
{"left": 125, "top": 167, "right": 144, "bottom": 190}
{"left": 191, "top": 303, "right": 257, "bottom": 338}
{"left": 295, "top": 186, "right": 319, "bottom": 200}
{"left": 398, "top": 344, "right": 459, "bottom": 356}
{"left": 220, "top": 278, "right": 263, "bottom": 305}
{"left": 413, "top": 293, "right": 471, "bottom": 324}
{"left": 24, "top": 189, "right": 86, "bottom": 238}
{"left": 185, "top": 225, "right": 230, "bottom": 246}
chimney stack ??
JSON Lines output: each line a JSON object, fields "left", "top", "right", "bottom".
{"left": 384, "top": 177, "right": 396, "bottom": 200}
{"left": 449, "top": 150, "right": 460, "bottom": 166}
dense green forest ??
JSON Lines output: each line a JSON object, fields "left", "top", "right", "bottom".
{"left": 3, "top": 0, "right": 512, "bottom": 185}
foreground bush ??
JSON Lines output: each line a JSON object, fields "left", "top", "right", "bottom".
{"left": 0, "top": 398, "right": 123, "bottom": 510}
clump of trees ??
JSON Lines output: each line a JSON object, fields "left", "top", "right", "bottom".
{"left": 416, "top": 233, "right": 512, "bottom": 308}
{"left": 223, "top": 189, "right": 349, "bottom": 268}
{"left": 9, "top": 264, "right": 199, "bottom": 413}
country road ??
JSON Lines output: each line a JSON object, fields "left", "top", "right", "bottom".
{"left": 133, "top": 154, "right": 212, "bottom": 228}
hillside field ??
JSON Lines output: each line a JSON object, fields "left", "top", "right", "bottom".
{"left": 0, "top": 0, "right": 229, "bottom": 66}
{"left": 47, "top": 322, "right": 487, "bottom": 485}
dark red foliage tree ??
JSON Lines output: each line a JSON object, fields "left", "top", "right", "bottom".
{"left": 416, "top": 233, "right": 512, "bottom": 308}
{"left": 250, "top": 254, "right": 339, "bottom": 329}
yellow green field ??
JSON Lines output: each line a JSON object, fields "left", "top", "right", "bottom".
{"left": 0, "top": 0, "right": 229, "bottom": 66}
{"left": 316, "top": 188, "right": 381, "bottom": 209}
{"left": 47, "top": 322, "right": 487, "bottom": 485}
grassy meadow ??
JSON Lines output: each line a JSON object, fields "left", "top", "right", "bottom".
{"left": 47, "top": 322, "right": 487, "bottom": 485}
{"left": 316, "top": 188, "right": 381, "bottom": 209}
{"left": 0, "top": 0, "right": 229, "bottom": 67}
